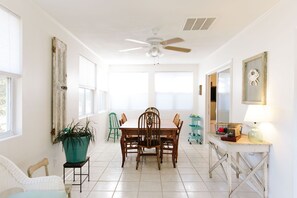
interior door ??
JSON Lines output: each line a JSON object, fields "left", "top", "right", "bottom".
{"left": 216, "top": 68, "right": 231, "bottom": 123}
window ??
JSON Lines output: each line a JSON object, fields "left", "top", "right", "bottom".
{"left": 79, "top": 56, "right": 96, "bottom": 117}
{"left": 98, "top": 90, "right": 107, "bottom": 112}
{"left": 109, "top": 72, "right": 148, "bottom": 110}
{"left": 0, "top": 77, "right": 11, "bottom": 133}
{"left": 97, "top": 65, "right": 108, "bottom": 113}
{"left": 155, "top": 72, "right": 193, "bottom": 110}
{"left": 0, "top": 6, "right": 21, "bottom": 139}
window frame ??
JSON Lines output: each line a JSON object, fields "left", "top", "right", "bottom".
{"left": 0, "top": 5, "right": 21, "bottom": 140}
{"left": 79, "top": 56, "right": 97, "bottom": 118}
{"left": 98, "top": 90, "right": 107, "bottom": 113}
{"left": 0, "top": 76, "right": 13, "bottom": 139}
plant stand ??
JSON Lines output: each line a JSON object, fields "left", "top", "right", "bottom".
{"left": 63, "top": 157, "right": 90, "bottom": 193}
{"left": 188, "top": 115, "right": 203, "bottom": 144}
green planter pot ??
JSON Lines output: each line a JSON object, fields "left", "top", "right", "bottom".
{"left": 63, "top": 136, "right": 90, "bottom": 163}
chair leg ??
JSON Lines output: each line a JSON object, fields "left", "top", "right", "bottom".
{"left": 175, "top": 144, "right": 178, "bottom": 163}
{"left": 136, "top": 147, "right": 141, "bottom": 170}
{"left": 176, "top": 140, "right": 179, "bottom": 163}
{"left": 107, "top": 129, "right": 112, "bottom": 141}
{"left": 156, "top": 147, "right": 161, "bottom": 170}
{"left": 116, "top": 129, "right": 119, "bottom": 140}
{"left": 160, "top": 142, "right": 163, "bottom": 163}
{"left": 113, "top": 129, "right": 116, "bottom": 143}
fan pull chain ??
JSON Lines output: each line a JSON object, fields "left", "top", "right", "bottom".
{"left": 154, "top": 56, "right": 160, "bottom": 65}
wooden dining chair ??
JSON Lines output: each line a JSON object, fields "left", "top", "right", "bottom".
{"left": 121, "top": 113, "right": 128, "bottom": 123}
{"left": 145, "top": 107, "right": 160, "bottom": 116}
{"left": 136, "top": 111, "right": 161, "bottom": 170}
{"left": 173, "top": 113, "right": 180, "bottom": 126}
{"left": 119, "top": 117, "right": 138, "bottom": 161}
{"left": 27, "top": 158, "right": 72, "bottom": 198}
{"left": 160, "top": 120, "right": 183, "bottom": 165}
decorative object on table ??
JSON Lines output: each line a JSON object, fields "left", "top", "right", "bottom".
{"left": 188, "top": 114, "right": 203, "bottom": 144}
{"left": 215, "top": 122, "right": 228, "bottom": 135}
{"left": 242, "top": 52, "right": 267, "bottom": 105}
{"left": 107, "top": 112, "right": 120, "bottom": 142}
{"left": 51, "top": 37, "right": 68, "bottom": 143}
{"left": 54, "top": 119, "right": 95, "bottom": 163}
{"left": 220, "top": 123, "right": 242, "bottom": 142}
{"left": 244, "top": 105, "right": 267, "bottom": 142}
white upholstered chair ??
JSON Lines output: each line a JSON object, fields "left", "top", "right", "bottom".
{"left": 0, "top": 155, "right": 66, "bottom": 198}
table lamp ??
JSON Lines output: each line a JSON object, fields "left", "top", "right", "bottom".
{"left": 244, "top": 105, "right": 266, "bottom": 142}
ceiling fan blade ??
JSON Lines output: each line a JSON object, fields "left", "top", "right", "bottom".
{"left": 125, "top": 39, "right": 150, "bottom": 45}
{"left": 164, "top": 46, "right": 191, "bottom": 53}
{"left": 160, "top": 37, "right": 184, "bottom": 45}
{"left": 119, "top": 47, "right": 144, "bottom": 52}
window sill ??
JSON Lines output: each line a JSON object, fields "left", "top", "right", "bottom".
{"left": 0, "top": 133, "right": 22, "bottom": 142}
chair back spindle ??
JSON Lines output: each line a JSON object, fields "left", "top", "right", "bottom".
{"left": 145, "top": 107, "right": 160, "bottom": 116}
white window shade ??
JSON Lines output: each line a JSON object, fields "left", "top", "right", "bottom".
{"left": 0, "top": 6, "right": 21, "bottom": 76}
{"left": 109, "top": 72, "right": 148, "bottom": 110}
{"left": 155, "top": 72, "right": 193, "bottom": 110}
{"left": 79, "top": 56, "right": 96, "bottom": 89}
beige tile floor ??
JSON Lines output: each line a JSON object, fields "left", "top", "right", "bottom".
{"left": 66, "top": 137, "right": 262, "bottom": 198}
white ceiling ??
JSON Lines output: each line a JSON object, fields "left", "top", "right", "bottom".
{"left": 32, "top": 0, "right": 278, "bottom": 65}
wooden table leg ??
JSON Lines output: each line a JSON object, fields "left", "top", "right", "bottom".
{"left": 172, "top": 133, "right": 176, "bottom": 168}
{"left": 120, "top": 134, "right": 125, "bottom": 168}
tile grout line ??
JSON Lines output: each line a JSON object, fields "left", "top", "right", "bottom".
{"left": 177, "top": 144, "right": 191, "bottom": 198}
{"left": 86, "top": 143, "right": 119, "bottom": 198}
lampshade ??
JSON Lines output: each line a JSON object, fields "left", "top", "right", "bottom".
{"left": 244, "top": 105, "right": 268, "bottom": 142}
{"left": 244, "top": 105, "right": 267, "bottom": 123}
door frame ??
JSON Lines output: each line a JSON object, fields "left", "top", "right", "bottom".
{"left": 204, "top": 60, "right": 233, "bottom": 141}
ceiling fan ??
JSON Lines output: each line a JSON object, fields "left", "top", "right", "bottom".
{"left": 119, "top": 35, "right": 191, "bottom": 58}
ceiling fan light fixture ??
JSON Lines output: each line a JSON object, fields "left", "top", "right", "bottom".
{"left": 147, "top": 46, "right": 162, "bottom": 57}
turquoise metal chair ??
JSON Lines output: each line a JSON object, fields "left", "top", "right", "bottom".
{"left": 107, "top": 112, "right": 120, "bottom": 142}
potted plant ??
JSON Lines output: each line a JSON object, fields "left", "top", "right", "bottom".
{"left": 54, "top": 119, "right": 96, "bottom": 163}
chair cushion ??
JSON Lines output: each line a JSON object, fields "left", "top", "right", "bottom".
{"left": 125, "top": 137, "right": 138, "bottom": 142}
{"left": 138, "top": 140, "right": 160, "bottom": 147}
{"left": 8, "top": 191, "right": 67, "bottom": 198}
{"left": 0, "top": 188, "right": 24, "bottom": 198}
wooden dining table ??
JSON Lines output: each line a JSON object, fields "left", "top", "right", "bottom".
{"left": 119, "top": 119, "right": 178, "bottom": 168}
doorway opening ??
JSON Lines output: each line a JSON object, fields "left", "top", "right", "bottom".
{"left": 209, "top": 74, "right": 217, "bottom": 132}
{"left": 205, "top": 63, "right": 232, "bottom": 138}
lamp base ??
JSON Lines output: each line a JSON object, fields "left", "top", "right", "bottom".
{"left": 248, "top": 127, "right": 263, "bottom": 143}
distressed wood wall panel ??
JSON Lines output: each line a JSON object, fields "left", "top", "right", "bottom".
{"left": 51, "top": 37, "right": 67, "bottom": 143}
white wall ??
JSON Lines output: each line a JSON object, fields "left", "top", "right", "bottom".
{"left": 0, "top": 0, "right": 108, "bottom": 176}
{"left": 197, "top": 0, "right": 297, "bottom": 197}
